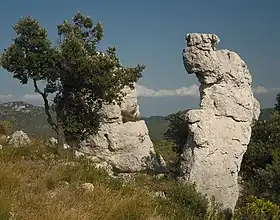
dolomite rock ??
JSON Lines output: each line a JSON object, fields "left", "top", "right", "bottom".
{"left": 76, "top": 86, "right": 163, "bottom": 174}
{"left": 8, "top": 130, "right": 31, "bottom": 147}
{"left": 120, "top": 86, "right": 140, "bottom": 122}
{"left": 179, "top": 33, "right": 260, "bottom": 212}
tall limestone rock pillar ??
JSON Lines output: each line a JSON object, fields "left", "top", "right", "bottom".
{"left": 179, "top": 33, "right": 260, "bottom": 212}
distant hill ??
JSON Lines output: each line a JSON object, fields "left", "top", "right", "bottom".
{"left": 0, "top": 101, "right": 54, "bottom": 138}
{"left": 259, "top": 108, "right": 274, "bottom": 121}
{"left": 142, "top": 116, "right": 169, "bottom": 141}
{"left": 0, "top": 101, "right": 275, "bottom": 140}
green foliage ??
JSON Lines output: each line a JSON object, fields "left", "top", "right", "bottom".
{"left": 234, "top": 196, "right": 280, "bottom": 220}
{"left": 275, "top": 93, "right": 280, "bottom": 112}
{"left": 158, "top": 183, "right": 226, "bottom": 220}
{"left": 240, "top": 112, "right": 280, "bottom": 204}
{"left": 167, "top": 183, "right": 209, "bottom": 218}
{"left": 142, "top": 116, "right": 170, "bottom": 141}
{"left": 164, "top": 109, "right": 189, "bottom": 154}
{"left": 0, "top": 12, "right": 145, "bottom": 145}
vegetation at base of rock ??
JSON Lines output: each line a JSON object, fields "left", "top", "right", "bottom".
{"left": 240, "top": 110, "right": 280, "bottom": 205}
{"left": 0, "top": 12, "right": 144, "bottom": 149}
{"left": 163, "top": 109, "right": 189, "bottom": 155}
{"left": 234, "top": 196, "right": 280, "bottom": 220}
{"left": 0, "top": 141, "right": 226, "bottom": 220}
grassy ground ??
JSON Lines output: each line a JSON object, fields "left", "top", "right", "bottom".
{"left": 0, "top": 139, "right": 227, "bottom": 220}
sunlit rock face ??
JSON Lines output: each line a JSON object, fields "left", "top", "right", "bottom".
{"left": 179, "top": 33, "right": 260, "bottom": 212}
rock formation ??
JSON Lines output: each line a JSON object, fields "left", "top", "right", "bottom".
{"left": 179, "top": 33, "right": 260, "bottom": 212}
{"left": 76, "top": 85, "right": 164, "bottom": 174}
{"left": 8, "top": 130, "right": 31, "bottom": 147}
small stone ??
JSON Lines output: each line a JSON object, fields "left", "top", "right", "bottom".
{"left": 57, "top": 181, "right": 70, "bottom": 188}
{"left": 81, "top": 183, "right": 94, "bottom": 192}
{"left": 154, "top": 191, "right": 167, "bottom": 200}
{"left": 155, "top": 174, "right": 165, "bottom": 179}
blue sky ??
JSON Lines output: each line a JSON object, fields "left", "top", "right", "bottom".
{"left": 0, "top": 0, "right": 279, "bottom": 116}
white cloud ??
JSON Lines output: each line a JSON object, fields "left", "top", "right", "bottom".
{"left": 0, "top": 94, "right": 13, "bottom": 101}
{"left": 22, "top": 94, "right": 42, "bottom": 101}
{"left": 136, "top": 84, "right": 199, "bottom": 97}
{"left": 136, "top": 84, "right": 273, "bottom": 97}
{"left": 270, "top": 87, "right": 280, "bottom": 91}
{"left": 253, "top": 86, "right": 268, "bottom": 94}
{"left": 1, "top": 85, "right": 273, "bottom": 104}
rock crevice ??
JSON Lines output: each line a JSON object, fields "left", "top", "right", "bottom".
{"left": 179, "top": 33, "right": 260, "bottom": 212}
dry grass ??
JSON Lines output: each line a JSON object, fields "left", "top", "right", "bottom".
{"left": 0, "top": 139, "right": 224, "bottom": 220}
{"left": 0, "top": 140, "right": 163, "bottom": 220}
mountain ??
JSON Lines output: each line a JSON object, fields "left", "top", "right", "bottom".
{"left": 0, "top": 101, "right": 54, "bottom": 138}
{"left": 142, "top": 116, "right": 169, "bottom": 141}
{"left": 0, "top": 101, "right": 275, "bottom": 140}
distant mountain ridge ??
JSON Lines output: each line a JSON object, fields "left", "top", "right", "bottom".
{"left": 0, "top": 101, "right": 275, "bottom": 140}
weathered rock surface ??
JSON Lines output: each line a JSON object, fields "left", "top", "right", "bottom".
{"left": 8, "top": 130, "right": 31, "bottom": 147}
{"left": 120, "top": 86, "right": 140, "bottom": 122}
{"left": 76, "top": 86, "right": 163, "bottom": 174}
{"left": 179, "top": 33, "right": 260, "bottom": 212}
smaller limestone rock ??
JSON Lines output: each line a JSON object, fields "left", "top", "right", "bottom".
{"left": 57, "top": 181, "right": 70, "bottom": 188}
{"left": 0, "top": 135, "right": 6, "bottom": 142}
{"left": 8, "top": 130, "right": 30, "bottom": 147}
{"left": 158, "top": 154, "right": 167, "bottom": 167}
{"left": 0, "top": 144, "right": 2, "bottom": 150}
{"left": 81, "top": 182, "right": 94, "bottom": 192}
{"left": 93, "top": 161, "right": 114, "bottom": 176}
{"left": 48, "top": 137, "right": 71, "bottom": 149}
{"left": 74, "top": 150, "right": 85, "bottom": 158}
{"left": 155, "top": 174, "right": 165, "bottom": 180}
{"left": 154, "top": 191, "right": 167, "bottom": 200}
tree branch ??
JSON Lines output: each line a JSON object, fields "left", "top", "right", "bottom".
{"left": 33, "top": 79, "right": 57, "bottom": 132}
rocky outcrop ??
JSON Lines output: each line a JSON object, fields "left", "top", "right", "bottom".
{"left": 120, "top": 86, "right": 140, "bottom": 122}
{"left": 179, "top": 33, "right": 260, "bottom": 212}
{"left": 76, "top": 86, "right": 164, "bottom": 174}
{"left": 8, "top": 130, "right": 31, "bottom": 147}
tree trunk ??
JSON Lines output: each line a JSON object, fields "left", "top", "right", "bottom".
{"left": 56, "top": 121, "right": 65, "bottom": 156}
{"left": 56, "top": 98, "right": 66, "bottom": 157}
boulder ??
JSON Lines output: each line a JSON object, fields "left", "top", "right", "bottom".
{"left": 76, "top": 86, "right": 163, "bottom": 174}
{"left": 8, "top": 130, "right": 31, "bottom": 147}
{"left": 179, "top": 33, "right": 260, "bottom": 212}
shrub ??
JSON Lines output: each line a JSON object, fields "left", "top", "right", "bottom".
{"left": 159, "top": 183, "right": 212, "bottom": 219}
{"left": 234, "top": 196, "right": 280, "bottom": 220}
{"left": 240, "top": 112, "right": 280, "bottom": 204}
{"left": 164, "top": 110, "right": 189, "bottom": 155}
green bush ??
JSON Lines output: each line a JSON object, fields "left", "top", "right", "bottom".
{"left": 158, "top": 183, "right": 226, "bottom": 220}
{"left": 164, "top": 110, "right": 189, "bottom": 155}
{"left": 234, "top": 196, "right": 280, "bottom": 220}
{"left": 240, "top": 112, "right": 280, "bottom": 204}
